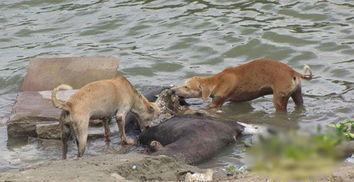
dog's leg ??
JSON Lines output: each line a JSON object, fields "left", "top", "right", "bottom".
{"left": 73, "top": 117, "right": 90, "bottom": 158}
{"left": 291, "top": 86, "right": 303, "bottom": 107}
{"left": 116, "top": 111, "right": 135, "bottom": 145}
{"left": 62, "top": 123, "right": 70, "bottom": 159}
{"left": 208, "top": 96, "right": 225, "bottom": 108}
{"left": 103, "top": 117, "right": 111, "bottom": 146}
{"left": 60, "top": 111, "right": 70, "bottom": 159}
{"left": 272, "top": 94, "right": 289, "bottom": 112}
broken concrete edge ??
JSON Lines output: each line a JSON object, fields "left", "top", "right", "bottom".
{"left": 6, "top": 90, "right": 107, "bottom": 140}
{"left": 7, "top": 117, "right": 113, "bottom": 141}
{"left": 7, "top": 116, "right": 58, "bottom": 138}
{"left": 21, "top": 56, "right": 121, "bottom": 91}
{"left": 36, "top": 123, "right": 61, "bottom": 139}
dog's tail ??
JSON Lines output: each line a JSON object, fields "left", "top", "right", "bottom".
{"left": 52, "top": 84, "right": 73, "bottom": 111}
{"left": 300, "top": 64, "right": 313, "bottom": 80}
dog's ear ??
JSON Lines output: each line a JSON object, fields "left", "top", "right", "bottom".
{"left": 143, "top": 100, "right": 155, "bottom": 113}
{"left": 147, "top": 104, "right": 155, "bottom": 113}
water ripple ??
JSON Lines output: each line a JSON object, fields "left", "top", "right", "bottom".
{"left": 0, "top": 0, "right": 353, "bottom": 171}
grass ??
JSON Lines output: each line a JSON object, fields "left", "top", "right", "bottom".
{"left": 225, "top": 165, "right": 238, "bottom": 176}
{"left": 247, "top": 119, "right": 353, "bottom": 181}
{"left": 329, "top": 119, "right": 354, "bottom": 140}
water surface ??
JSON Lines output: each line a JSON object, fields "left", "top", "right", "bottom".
{"left": 0, "top": 0, "right": 353, "bottom": 171}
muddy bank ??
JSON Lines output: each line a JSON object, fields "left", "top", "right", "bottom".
{"left": 0, "top": 153, "right": 201, "bottom": 181}
{"left": 0, "top": 153, "right": 353, "bottom": 182}
{"left": 216, "top": 163, "right": 354, "bottom": 182}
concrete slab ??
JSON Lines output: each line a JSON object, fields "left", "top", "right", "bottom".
{"left": 21, "top": 56, "right": 120, "bottom": 91}
{"left": 7, "top": 90, "right": 76, "bottom": 138}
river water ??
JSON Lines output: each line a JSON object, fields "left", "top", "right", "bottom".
{"left": 0, "top": 0, "right": 353, "bottom": 172}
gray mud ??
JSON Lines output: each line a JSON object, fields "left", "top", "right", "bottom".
{"left": 0, "top": 153, "right": 200, "bottom": 182}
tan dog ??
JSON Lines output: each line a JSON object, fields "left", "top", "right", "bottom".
{"left": 172, "top": 59, "right": 312, "bottom": 112}
{"left": 52, "top": 76, "right": 160, "bottom": 159}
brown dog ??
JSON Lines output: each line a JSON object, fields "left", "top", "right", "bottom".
{"left": 52, "top": 76, "right": 160, "bottom": 159}
{"left": 172, "top": 59, "right": 312, "bottom": 112}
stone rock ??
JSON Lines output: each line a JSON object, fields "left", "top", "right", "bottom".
{"left": 36, "top": 123, "right": 61, "bottom": 139}
{"left": 7, "top": 90, "right": 74, "bottom": 138}
{"left": 7, "top": 90, "right": 117, "bottom": 139}
{"left": 21, "top": 56, "right": 120, "bottom": 91}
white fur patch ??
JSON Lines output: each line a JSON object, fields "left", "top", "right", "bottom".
{"left": 238, "top": 122, "right": 269, "bottom": 136}
{"left": 39, "top": 90, "right": 77, "bottom": 101}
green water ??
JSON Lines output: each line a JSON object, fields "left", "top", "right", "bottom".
{"left": 0, "top": 0, "right": 353, "bottom": 171}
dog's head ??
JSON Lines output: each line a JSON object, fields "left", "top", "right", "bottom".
{"left": 171, "top": 76, "right": 213, "bottom": 101}
{"left": 137, "top": 100, "right": 161, "bottom": 131}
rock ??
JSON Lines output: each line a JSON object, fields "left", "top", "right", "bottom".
{"left": 35, "top": 122, "right": 115, "bottom": 141}
{"left": 7, "top": 90, "right": 74, "bottom": 139}
{"left": 21, "top": 56, "right": 120, "bottom": 91}
{"left": 185, "top": 169, "right": 213, "bottom": 182}
{"left": 0, "top": 153, "right": 201, "bottom": 182}
{"left": 36, "top": 123, "right": 61, "bottom": 139}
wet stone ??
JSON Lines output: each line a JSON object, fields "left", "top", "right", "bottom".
{"left": 7, "top": 90, "right": 75, "bottom": 139}
{"left": 36, "top": 123, "right": 61, "bottom": 139}
{"left": 7, "top": 90, "right": 117, "bottom": 139}
{"left": 21, "top": 56, "right": 121, "bottom": 91}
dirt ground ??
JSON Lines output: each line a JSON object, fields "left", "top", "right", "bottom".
{"left": 0, "top": 153, "right": 201, "bottom": 181}
{"left": 0, "top": 153, "right": 353, "bottom": 182}
{"left": 214, "top": 163, "right": 354, "bottom": 182}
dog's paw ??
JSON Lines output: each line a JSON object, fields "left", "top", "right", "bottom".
{"left": 122, "top": 137, "right": 136, "bottom": 145}
{"left": 150, "top": 140, "right": 163, "bottom": 151}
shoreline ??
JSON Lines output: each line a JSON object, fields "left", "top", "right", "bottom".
{"left": 0, "top": 153, "right": 353, "bottom": 182}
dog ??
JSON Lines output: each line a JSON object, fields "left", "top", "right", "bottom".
{"left": 51, "top": 76, "right": 160, "bottom": 159}
{"left": 172, "top": 58, "right": 312, "bottom": 112}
